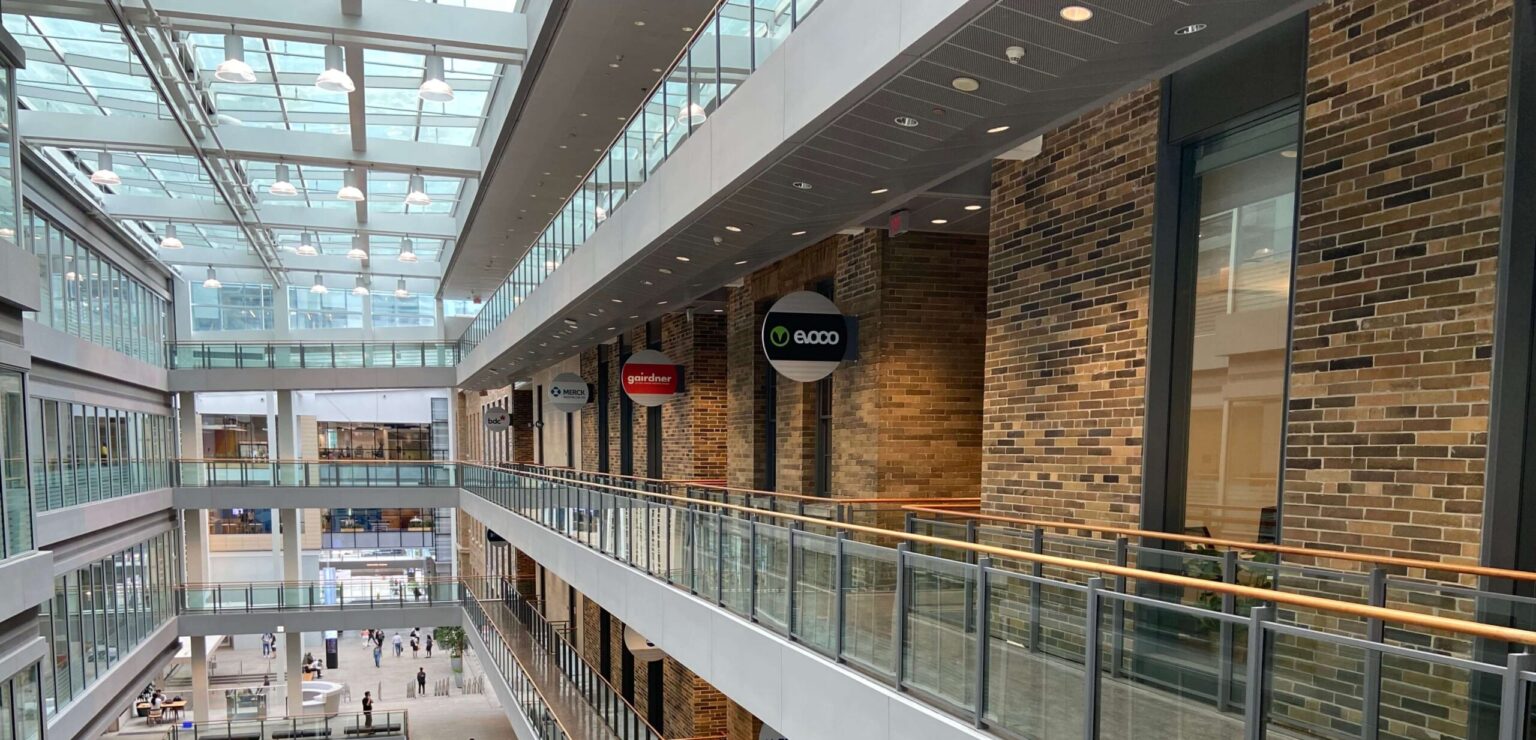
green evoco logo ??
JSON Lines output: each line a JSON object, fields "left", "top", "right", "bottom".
{"left": 769, "top": 325, "right": 790, "bottom": 348}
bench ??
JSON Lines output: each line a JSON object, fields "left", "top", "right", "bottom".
{"left": 272, "top": 731, "right": 332, "bottom": 739}
{"left": 343, "top": 725, "right": 402, "bottom": 735}
{"left": 193, "top": 735, "right": 261, "bottom": 740}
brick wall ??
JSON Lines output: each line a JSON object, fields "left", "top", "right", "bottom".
{"left": 981, "top": 83, "right": 1160, "bottom": 526}
{"left": 511, "top": 388, "right": 534, "bottom": 462}
{"left": 662, "top": 312, "right": 729, "bottom": 480}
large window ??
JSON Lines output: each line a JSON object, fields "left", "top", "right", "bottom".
{"left": 1177, "top": 112, "right": 1298, "bottom": 542}
{"left": 190, "top": 282, "right": 274, "bottom": 332}
{"left": 0, "top": 62, "right": 17, "bottom": 249}
{"left": 288, "top": 286, "right": 362, "bottom": 330}
{"left": 0, "top": 369, "right": 28, "bottom": 557}
{"left": 29, "top": 398, "right": 172, "bottom": 512}
{"left": 371, "top": 293, "right": 435, "bottom": 327}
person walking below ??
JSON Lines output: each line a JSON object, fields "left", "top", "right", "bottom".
{"left": 410, "top": 635, "right": 419, "bottom": 659}
{"left": 362, "top": 691, "right": 373, "bottom": 728}
{"left": 260, "top": 633, "right": 272, "bottom": 658}
{"left": 392, "top": 632, "right": 403, "bottom": 658}
{"left": 372, "top": 643, "right": 381, "bottom": 668}
{"left": 416, "top": 667, "right": 426, "bottom": 696}
{"left": 425, "top": 634, "right": 433, "bottom": 658}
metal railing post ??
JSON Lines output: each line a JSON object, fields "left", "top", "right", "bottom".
{"left": 1362, "top": 566, "right": 1386, "bottom": 739}
{"left": 834, "top": 531, "right": 846, "bottom": 662}
{"left": 787, "top": 527, "right": 799, "bottom": 637}
{"left": 1082, "top": 577, "right": 1103, "bottom": 740}
{"left": 1111, "top": 537, "right": 1128, "bottom": 679}
{"left": 749, "top": 519, "right": 758, "bottom": 621}
{"left": 894, "top": 542, "right": 911, "bottom": 690}
{"left": 1243, "top": 604, "right": 1274, "bottom": 740}
{"left": 972, "top": 556, "right": 992, "bottom": 728}
{"left": 1497, "top": 651, "right": 1536, "bottom": 740}
{"left": 1030, "top": 528, "right": 1044, "bottom": 652}
{"left": 715, "top": 509, "right": 725, "bottom": 606}
{"left": 1218, "top": 549, "right": 1238, "bottom": 712}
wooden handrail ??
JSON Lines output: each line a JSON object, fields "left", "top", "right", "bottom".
{"left": 483, "top": 465, "right": 1536, "bottom": 646}
{"left": 459, "top": 587, "right": 577, "bottom": 740}
{"left": 900, "top": 504, "right": 1536, "bottom": 584}
{"left": 502, "top": 461, "right": 981, "bottom": 506}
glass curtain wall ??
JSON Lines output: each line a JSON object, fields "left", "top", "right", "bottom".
{"left": 318, "top": 422, "right": 431, "bottom": 460}
{"left": 1178, "top": 112, "right": 1299, "bottom": 542}
{"left": 0, "top": 662, "right": 43, "bottom": 740}
{"left": 29, "top": 398, "right": 172, "bottom": 512}
{"left": 0, "top": 58, "right": 18, "bottom": 248}
{"left": 190, "top": 283, "right": 275, "bottom": 332}
{"left": 0, "top": 369, "right": 28, "bottom": 557}
{"left": 34, "top": 529, "right": 178, "bottom": 718}
{"left": 371, "top": 293, "right": 435, "bottom": 327}
{"left": 288, "top": 286, "right": 362, "bottom": 330}
{"left": 20, "top": 206, "right": 169, "bottom": 367}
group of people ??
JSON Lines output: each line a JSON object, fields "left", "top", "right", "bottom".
{"left": 361, "top": 627, "right": 433, "bottom": 668}
{"left": 259, "top": 632, "right": 278, "bottom": 658}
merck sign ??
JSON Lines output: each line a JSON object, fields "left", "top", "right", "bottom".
{"left": 621, "top": 349, "right": 682, "bottom": 407}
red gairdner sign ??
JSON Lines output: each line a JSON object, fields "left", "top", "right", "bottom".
{"left": 621, "top": 349, "right": 680, "bottom": 407}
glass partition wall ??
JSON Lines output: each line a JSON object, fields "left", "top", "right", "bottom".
{"left": 0, "top": 54, "right": 17, "bottom": 250}
{"left": 29, "top": 399, "right": 172, "bottom": 512}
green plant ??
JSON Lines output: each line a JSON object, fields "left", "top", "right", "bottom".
{"left": 433, "top": 626, "right": 467, "bottom": 660}
{"left": 1184, "top": 548, "right": 1278, "bottom": 636}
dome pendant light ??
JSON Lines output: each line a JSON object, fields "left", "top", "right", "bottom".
{"left": 337, "top": 168, "right": 366, "bottom": 202}
{"left": 346, "top": 234, "right": 368, "bottom": 260}
{"left": 269, "top": 163, "right": 298, "bottom": 196}
{"left": 315, "top": 44, "right": 355, "bottom": 93}
{"left": 679, "top": 101, "right": 707, "bottom": 126}
{"left": 90, "top": 152, "right": 121, "bottom": 186}
{"left": 310, "top": 273, "right": 329, "bottom": 294}
{"left": 394, "top": 278, "right": 410, "bottom": 299}
{"left": 202, "top": 266, "right": 222, "bottom": 289}
{"left": 159, "top": 223, "right": 184, "bottom": 249}
{"left": 397, "top": 237, "right": 418, "bottom": 263}
{"left": 418, "top": 54, "right": 455, "bottom": 102}
{"left": 352, "top": 275, "right": 371, "bottom": 296}
{"left": 405, "top": 173, "right": 432, "bottom": 206}
{"left": 294, "top": 231, "right": 318, "bottom": 256}
{"left": 215, "top": 33, "right": 257, "bottom": 84}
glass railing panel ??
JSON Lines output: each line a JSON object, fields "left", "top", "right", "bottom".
{"left": 754, "top": 521, "right": 790, "bottom": 633}
{"left": 983, "top": 567, "right": 1086, "bottom": 737}
{"left": 903, "top": 550, "right": 976, "bottom": 710}
{"left": 331, "top": 343, "right": 363, "bottom": 368}
{"left": 793, "top": 530, "right": 838, "bottom": 655}
{"left": 720, "top": 516, "right": 752, "bottom": 617}
{"left": 302, "top": 344, "right": 334, "bottom": 368}
{"left": 841, "top": 538, "right": 898, "bottom": 678}
{"left": 692, "top": 509, "right": 718, "bottom": 599}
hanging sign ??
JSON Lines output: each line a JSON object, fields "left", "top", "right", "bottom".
{"left": 762, "top": 291, "right": 856, "bottom": 382}
{"left": 548, "top": 372, "right": 591, "bottom": 413}
{"left": 622, "top": 349, "right": 682, "bottom": 407}
{"left": 484, "top": 406, "right": 510, "bottom": 431}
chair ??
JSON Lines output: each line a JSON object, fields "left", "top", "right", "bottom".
{"left": 147, "top": 707, "right": 163, "bottom": 726}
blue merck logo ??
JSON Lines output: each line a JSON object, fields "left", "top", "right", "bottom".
{"left": 550, "top": 387, "right": 562, "bottom": 397}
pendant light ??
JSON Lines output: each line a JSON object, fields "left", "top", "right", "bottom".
{"left": 405, "top": 173, "right": 432, "bottom": 206}
{"left": 394, "top": 278, "right": 410, "bottom": 299}
{"left": 269, "top": 163, "right": 297, "bottom": 196}
{"left": 315, "top": 44, "right": 355, "bottom": 93}
{"left": 352, "top": 275, "right": 371, "bottom": 296}
{"left": 294, "top": 231, "right": 318, "bottom": 256}
{"left": 337, "top": 168, "right": 366, "bottom": 201}
{"left": 90, "top": 152, "right": 121, "bottom": 186}
{"left": 679, "top": 101, "right": 707, "bottom": 126}
{"left": 310, "top": 273, "right": 328, "bottom": 294}
{"left": 418, "top": 55, "right": 455, "bottom": 102}
{"left": 202, "top": 266, "right": 222, "bottom": 290}
{"left": 159, "top": 223, "right": 184, "bottom": 249}
{"left": 215, "top": 33, "right": 257, "bottom": 84}
{"left": 346, "top": 235, "right": 368, "bottom": 260}
{"left": 397, "top": 237, "right": 418, "bottom": 263}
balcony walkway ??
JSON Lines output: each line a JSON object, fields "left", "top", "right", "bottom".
{"left": 167, "top": 341, "right": 458, "bottom": 392}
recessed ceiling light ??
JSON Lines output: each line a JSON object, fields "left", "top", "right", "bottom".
{"left": 870, "top": 188, "right": 889, "bottom": 195}
{"left": 629, "top": 315, "right": 638, "bottom": 319}
{"left": 643, "top": 280, "right": 653, "bottom": 285}
{"left": 659, "top": 267, "right": 672, "bottom": 274}
{"left": 611, "top": 298, "right": 623, "bottom": 303}
{"left": 608, "top": 62, "right": 621, "bottom": 68}
{"left": 1060, "top": 5, "right": 1093, "bottom": 22}
{"left": 931, "top": 218, "right": 949, "bottom": 225}
{"left": 652, "top": 67, "right": 662, "bottom": 73}
{"left": 713, "top": 308, "right": 723, "bottom": 313}
{"left": 791, "top": 230, "right": 807, "bottom": 236}
{"left": 964, "top": 204, "right": 983, "bottom": 211}
{"left": 1175, "top": 23, "right": 1207, "bottom": 36}
{"left": 607, "top": 327, "right": 615, "bottom": 331}
{"left": 987, "top": 125, "right": 1011, "bottom": 134}
{"left": 951, "top": 77, "right": 980, "bottom": 92}
{"left": 792, "top": 181, "right": 813, "bottom": 190}
{"left": 633, "top": 20, "right": 646, "bottom": 26}
{"left": 734, "top": 260, "right": 748, "bottom": 265}
{"left": 578, "top": 112, "right": 588, "bottom": 117}
{"left": 682, "top": 26, "right": 693, "bottom": 32}
{"left": 658, "top": 301, "right": 668, "bottom": 305}
{"left": 894, "top": 116, "right": 920, "bottom": 127}
{"left": 676, "top": 256, "right": 690, "bottom": 262}
{"left": 724, "top": 225, "right": 742, "bottom": 232}
{"left": 558, "top": 144, "right": 567, "bottom": 149}
{"left": 563, "top": 318, "right": 578, "bottom": 326}
{"left": 1280, "top": 149, "right": 1298, "bottom": 159}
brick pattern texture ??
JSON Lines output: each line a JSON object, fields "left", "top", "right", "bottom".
{"left": 981, "top": 83, "right": 1160, "bottom": 527}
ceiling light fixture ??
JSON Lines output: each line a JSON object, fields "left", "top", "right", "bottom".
{"left": 1280, "top": 149, "right": 1298, "bottom": 159}
{"left": 792, "top": 181, "right": 812, "bottom": 190}
{"left": 658, "top": 268, "right": 672, "bottom": 274}
{"left": 346, "top": 235, "right": 368, "bottom": 260}
{"left": 352, "top": 275, "right": 370, "bottom": 296}
{"left": 1175, "top": 23, "right": 1207, "bottom": 36}
{"left": 724, "top": 225, "right": 742, "bottom": 233}
{"left": 1060, "top": 5, "right": 1093, "bottom": 22}
{"left": 870, "top": 188, "right": 889, "bottom": 195}
{"left": 215, "top": 33, "right": 257, "bottom": 84}
{"left": 734, "top": 259, "right": 748, "bottom": 265}
{"left": 159, "top": 223, "right": 184, "bottom": 250}
{"left": 395, "top": 278, "right": 410, "bottom": 299}
{"left": 295, "top": 231, "right": 318, "bottom": 256}
{"left": 316, "top": 44, "right": 356, "bottom": 93}
{"left": 951, "top": 76, "right": 980, "bottom": 92}
{"left": 633, "top": 20, "right": 646, "bottom": 26}
{"left": 894, "top": 116, "right": 920, "bottom": 127}
{"left": 987, "top": 125, "right": 1011, "bottom": 134}
{"left": 269, "top": 163, "right": 298, "bottom": 196}
{"left": 405, "top": 173, "right": 432, "bottom": 206}
{"left": 679, "top": 102, "right": 707, "bottom": 126}
{"left": 202, "top": 266, "right": 222, "bottom": 290}
{"left": 611, "top": 298, "right": 623, "bottom": 303}
{"left": 675, "top": 256, "right": 690, "bottom": 262}
{"left": 397, "top": 237, "right": 418, "bottom": 263}
{"left": 337, "top": 168, "right": 366, "bottom": 201}
{"left": 90, "top": 152, "right": 121, "bottom": 186}
{"left": 964, "top": 204, "right": 983, "bottom": 211}
{"left": 932, "top": 218, "right": 949, "bottom": 225}
{"left": 419, "top": 54, "right": 455, "bottom": 102}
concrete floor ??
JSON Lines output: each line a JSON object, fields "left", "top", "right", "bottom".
{"left": 102, "top": 630, "right": 512, "bottom": 739}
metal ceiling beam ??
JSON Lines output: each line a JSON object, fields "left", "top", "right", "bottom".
{"left": 9, "top": 0, "right": 528, "bottom": 64}
{"left": 161, "top": 246, "right": 444, "bottom": 280}
{"left": 346, "top": 43, "right": 369, "bottom": 226}
{"left": 102, "top": 195, "right": 459, "bottom": 239}
{"left": 19, "top": 111, "right": 483, "bottom": 177}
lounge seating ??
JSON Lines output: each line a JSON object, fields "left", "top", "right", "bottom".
{"left": 343, "top": 725, "right": 402, "bottom": 735}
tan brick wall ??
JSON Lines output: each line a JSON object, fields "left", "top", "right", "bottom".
{"left": 662, "top": 312, "right": 729, "bottom": 480}
{"left": 981, "top": 83, "right": 1160, "bottom": 527}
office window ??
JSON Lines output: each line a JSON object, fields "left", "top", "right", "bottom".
{"left": 1177, "top": 112, "right": 1298, "bottom": 543}
{"left": 288, "top": 286, "right": 363, "bottom": 329}
{"left": 372, "top": 293, "right": 436, "bottom": 327}
{"left": 191, "top": 282, "right": 275, "bottom": 332}
{"left": 0, "top": 369, "right": 27, "bottom": 557}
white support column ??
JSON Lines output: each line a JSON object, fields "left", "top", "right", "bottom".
{"left": 183, "top": 510, "right": 211, "bottom": 585}
{"left": 190, "top": 635, "right": 210, "bottom": 722}
{"left": 276, "top": 390, "right": 297, "bottom": 485}
{"left": 280, "top": 508, "right": 301, "bottom": 582}
{"left": 285, "top": 631, "right": 304, "bottom": 717}
{"left": 177, "top": 391, "right": 200, "bottom": 458}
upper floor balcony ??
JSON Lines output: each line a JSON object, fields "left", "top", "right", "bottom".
{"left": 167, "top": 341, "right": 459, "bottom": 391}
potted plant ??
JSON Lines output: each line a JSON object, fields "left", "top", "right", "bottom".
{"left": 433, "top": 626, "right": 468, "bottom": 687}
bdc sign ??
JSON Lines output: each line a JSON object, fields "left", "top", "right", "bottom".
{"left": 547, "top": 372, "right": 590, "bottom": 413}
{"left": 762, "top": 291, "right": 856, "bottom": 382}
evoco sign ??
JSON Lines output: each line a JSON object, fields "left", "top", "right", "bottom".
{"left": 762, "top": 291, "right": 855, "bottom": 382}
{"left": 547, "top": 372, "right": 590, "bottom": 413}
{"left": 621, "top": 349, "right": 682, "bottom": 407}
